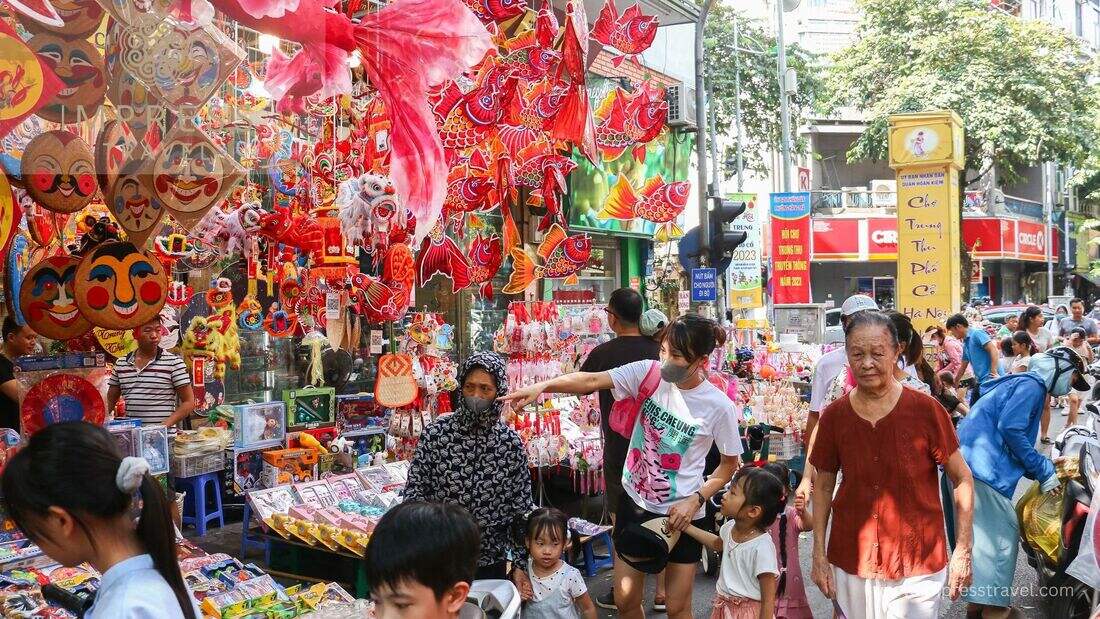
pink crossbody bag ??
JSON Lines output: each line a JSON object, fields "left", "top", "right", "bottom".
{"left": 609, "top": 361, "right": 661, "bottom": 439}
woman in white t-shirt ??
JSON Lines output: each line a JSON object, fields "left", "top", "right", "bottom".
{"left": 502, "top": 314, "right": 743, "bottom": 619}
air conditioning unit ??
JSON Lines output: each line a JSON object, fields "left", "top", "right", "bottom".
{"left": 665, "top": 83, "right": 698, "bottom": 130}
{"left": 869, "top": 179, "right": 896, "bottom": 208}
{"left": 841, "top": 186, "right": 864, "bottom": 209}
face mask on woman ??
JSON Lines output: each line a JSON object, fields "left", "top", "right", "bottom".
{"left": 660, "top": 359, "right": 695, "bottom": 384}
{"left": 463, "top": 395, "right": 494, "bottom": 414}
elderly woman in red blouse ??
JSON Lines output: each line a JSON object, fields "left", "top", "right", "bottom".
{"left": 809, "top": 311, "right": 975, "bottom": 619}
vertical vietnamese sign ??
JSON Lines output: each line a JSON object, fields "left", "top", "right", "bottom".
{"left": 769, "top": 192, "right": 811, "bottom": 304}
{"left": 889, "top": 111, "right": 964, "bottom": 331}
{"left": 727, "top": 192, "right": 762, "bottom": 309}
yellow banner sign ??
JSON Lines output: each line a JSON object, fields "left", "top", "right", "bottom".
{"left": 890, "top": 112, "right": 964, "bottom": 332}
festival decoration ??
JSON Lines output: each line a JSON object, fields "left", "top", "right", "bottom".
{"left": 104, "top": 19, "right": 170, "bottom": 149}
{"left": 106, "top": 156, "right": 166, "bottom": 247}
{"left": 0, "top": 175, "right": 22, "bottom": 261}
{"left": 593, "top": 83, "right": 667, "bottom": 163}
{"left": 93, "top": 326, "right": 137, "bottom": 358}
{"left": 548, "top": 0, "right": 597, "bottom": 162}
{"left": 0, "top": 21, "right": 64, "bottom": 140}
{"left": 148, "top": 123, "right": 245, "bottom": 230}
{"left": 21, "top": 373, "right": 106, "bottom": 437}
{"left": 590, "top": 1, "right": 658, "bottom": 67}
{"left": 21, "top": 130, "right": 98, "bottom": 214}
{"left": 206, "top": 0, "right": 494, "bottom": 245}
{"left": 467, "top": 233, "right": 502, "bottom": 300}
{"left": 497, "top": 6, "right": 560, "bottom": 81}
{"left": 145, "top": 22, "right": 244, "bottom": 110}
{"left": 416, "top": 220, "right": 470, "bottom": 292}
{"left": 430, "top": 59, "right": 515, "bottom": 155}
{"left": 461, "top": 0, "right": 526, "bottom": 23}
{"left": 28, "top": 33, "right": 107, "bottom": 123}
{"left": 502, "top": 224, "right": 591, "bottom": 294}
{"left": 18, "top": 0, "right": 105, "bottom": 38}
{"left": 5, "top": 0, "right": 64, "bottom": 28}
{"left": 19, "top": 255, "right": 93, "bottom": 341}
{"left": 597, "top": 175, "right": 689, "bottom": 241}
{"left": 182, "top": 315, "right": 230, "bottom": 379}
{"left": 441, "top": 149, "right": 496, "bottom": 236}
{"left": 73, "top": 241, "right": 169, "bottom": 329}
{"left": 514, "top": 141, "right": 576, "bottom": 230}
{"left": 264, "top": 302, "right": 299, "bottom": 338}
{"left": 95, "top": 119, "right": 135, "bottom": 192}
{"left": 374, "top": 354, "right": 418, "bottom": 408}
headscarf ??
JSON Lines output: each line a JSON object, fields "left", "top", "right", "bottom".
{"left": 452, "top": 351, "right": 509, "bottom": 429}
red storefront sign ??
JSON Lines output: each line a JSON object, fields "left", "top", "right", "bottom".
{"left": 770, "top": 193, "right": 812, "bottom": 303}
{"left": 811, "top": 219, "right": 860, "bottom": 259}
{"left": 810, "top": 216, "right": 1056, "bottom": 263}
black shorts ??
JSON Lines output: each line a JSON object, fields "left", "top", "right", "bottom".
{"left": 613, "top": 498, "right": 704, "bottom": 565}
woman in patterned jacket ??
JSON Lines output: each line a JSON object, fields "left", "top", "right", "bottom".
{"left": 403, "top": 351, "right": 534, "bottom": 591}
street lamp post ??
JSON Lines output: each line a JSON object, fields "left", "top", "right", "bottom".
{"left": 776, "top": 0, "right": 794, "bottom": 192}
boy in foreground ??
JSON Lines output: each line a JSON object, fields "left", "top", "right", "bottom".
{"left": 366, "top": 501, "right": 482, "bottom": 618}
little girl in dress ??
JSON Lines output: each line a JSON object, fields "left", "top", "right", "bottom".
{"left": 763, "top": 462, "right": 813, "bottom": 619}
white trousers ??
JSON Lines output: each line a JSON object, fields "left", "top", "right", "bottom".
{"left": 833, "top": 566, "right": 946, "bottom": 619}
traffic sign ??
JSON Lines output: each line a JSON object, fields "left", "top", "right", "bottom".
{"left": 690, "top": 268, "right": 717, "bottom": 302}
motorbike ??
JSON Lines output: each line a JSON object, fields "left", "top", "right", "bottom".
{"left": 467, "top": 580, "right": 521, "bottom": 619}
{"left": 1021, "top": 433, "right": 1100, "bottom": 617}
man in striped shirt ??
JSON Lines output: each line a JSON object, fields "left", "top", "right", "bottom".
{"left": 106, "top": 316, "right": 196, "bottom": 426}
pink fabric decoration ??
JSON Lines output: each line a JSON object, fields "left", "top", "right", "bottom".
{"left": 206, "top": 0, "right": 493, "bottom": 244}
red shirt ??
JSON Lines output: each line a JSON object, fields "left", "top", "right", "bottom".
{"left": 810, "top": 387, "right": 960, "bottom": 580}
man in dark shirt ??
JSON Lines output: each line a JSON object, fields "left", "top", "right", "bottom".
{"left": 578, "top": 288, "right": 662, "bottom": 609}
{"left": 0, "top": 317, "right": 39, "bottom": 431}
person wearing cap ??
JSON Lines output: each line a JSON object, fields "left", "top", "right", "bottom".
{"left": 947, "top": 313, "right": 1000, "bottom": 405}
{"left": 794, "top": 295, "right": 878, "bottom": 508}
{"left": 944, "top": 346, "right": 1089, "bottom": 618}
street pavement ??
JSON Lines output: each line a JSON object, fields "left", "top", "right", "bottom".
{"left": 587, "top": 402, "right": 1073, "bottom": 618}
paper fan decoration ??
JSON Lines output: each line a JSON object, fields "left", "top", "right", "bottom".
{"left": 93, "top": 326, "right": 137, "bottom": 358}
{"left": 0, "top": 21, "right": 63, "bottom": 141}
{"left": 18, "top": 0, "right": 104, "bottom": 38}
{"left": 21, "top": 373, "right": 106, "bottom": 437}
{"left": 146, "top": 22, "right": 243, "bottom": 111}
{"left": 146, "top": 124, "right": 245, "bottom": 230}
{"left": 104, "top": 19, "right": 172, "bottom": 149}
{"left": 19, "top": 255, "right": 93, "bottom": 341}
{"left": 28, "top": 33, "right": 106, "bottom": 124}
{"left": 374, "top": 354, "right": 418, "bottom": 408}
{"left": 21, "top": 130, "right": 98, "bottom": 214}
{"left": 73, "top": 241, "right": 169, "bottom": 329}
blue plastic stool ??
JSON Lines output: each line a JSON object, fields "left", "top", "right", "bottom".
{"left": 175, "top": 472, "right": 223, "bottom": 536}
{"left": 577, "top": 530, "right": 614, "bottom": 577}
{"left": 240, "top": 502, "right": 271, "bottom": 563}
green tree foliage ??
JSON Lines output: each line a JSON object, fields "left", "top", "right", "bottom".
{"left": 703, "top": 4, "right": 823, "bottom": 175}
{"left": 827, "top": 0, "right": 1098, "bottom": 185}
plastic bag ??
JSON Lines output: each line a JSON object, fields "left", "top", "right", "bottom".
{"left": 1016, "top": 480, "right": 1064, "bottom": 565}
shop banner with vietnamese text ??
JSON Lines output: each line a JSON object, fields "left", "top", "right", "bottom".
{"left": 727, "top": 192, "right": 762, "bottom": 309}
{"left": 769, "top": 192, "right": 811, "bottom": 304}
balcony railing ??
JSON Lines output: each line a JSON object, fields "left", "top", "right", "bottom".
{"left": 811, "top": 190, "right": 897, "bottom": 214}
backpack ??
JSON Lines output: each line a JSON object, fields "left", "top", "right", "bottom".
{"left": 609, "top": 361, "right": 662, "bottom": 439}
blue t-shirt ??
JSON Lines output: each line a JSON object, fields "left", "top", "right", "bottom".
{"left": 963, "top": 328, "right": 994, "bottom": 381}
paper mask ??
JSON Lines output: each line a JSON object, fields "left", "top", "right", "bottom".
{"left": 19, "top": 255, "right": 93, "bottom": 340}
{"left": 29, "top": 33, "right": 106, "bottom": 124}
{"left": 106, "top": 156, "right": 165, "bottom": 248}
{"left": 4, "top": 234, "right": 32, "bottom": 323}
{"left": 74, "top": 241, "right": 168, "bottom": 329}
{"left": 147, "top": 23, "right": 243, "bottom": 111}
{"left": 95, "top": 119, "right": 134, "bottom": 192}
{"left": 0, "top": 21, "right": 63, "bottom": 141}
{"left": 148, "top": 124, "right": 244, "bottom": 230}
{"left": 19, "top": 0, "right": 104, "bottom": 38}
{"left": 6, "top": 0, "right": 64, "bottom": 28}
{"left": 105, "top": 19, "right": 171, "bottom": 148}
{"left": 21, "top": 130, "right": 97, "bottom": 214}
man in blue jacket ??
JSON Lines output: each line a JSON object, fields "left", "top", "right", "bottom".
{"left": 948, "top": 346, "right": 1088, "bottom": 618}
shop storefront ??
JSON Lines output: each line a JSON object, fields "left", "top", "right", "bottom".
{"left": 809, "top": 216, "right": 899, "bottom": 309}
{"left": 962, "top": 217, "right": 1062, "bottom": 303}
